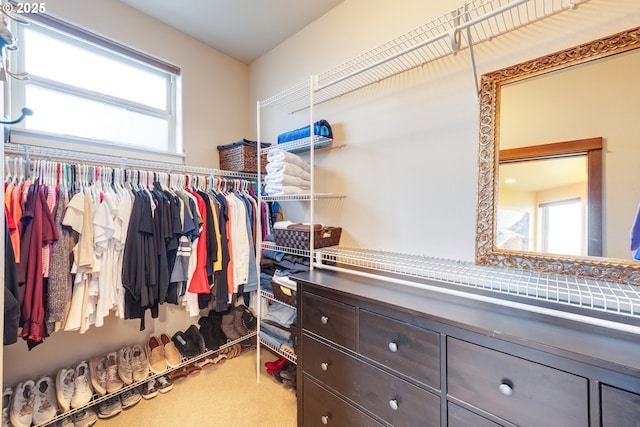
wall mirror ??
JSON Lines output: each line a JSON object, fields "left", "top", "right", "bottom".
{"left": 476, "top": 26, "right": 640, "bottom": 286}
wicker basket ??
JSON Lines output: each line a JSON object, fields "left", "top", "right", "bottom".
{"left": 217, "top": 139, "right": 270, "bottom": 173}
{"left": 273, "top": 226, "right": 342, "bottom": 250}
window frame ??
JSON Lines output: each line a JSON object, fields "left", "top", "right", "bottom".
{"left": 7, "top": 12, "right": 183, "bottom": 163}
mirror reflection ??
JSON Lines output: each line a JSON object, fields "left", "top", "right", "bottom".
{"left": 497, "top": 47, "right": 640, "bottom": 261}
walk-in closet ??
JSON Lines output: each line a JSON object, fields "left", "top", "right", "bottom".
{"left": 3, "top": 0, "right": 640, "bottom": 426}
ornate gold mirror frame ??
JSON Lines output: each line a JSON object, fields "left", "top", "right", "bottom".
{"left": 476, "top": 26, "right": 640, "bottom": 286}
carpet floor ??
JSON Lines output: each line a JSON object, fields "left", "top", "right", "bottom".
{"left": 96, "top": 349, "right": 297, "bottom": 427}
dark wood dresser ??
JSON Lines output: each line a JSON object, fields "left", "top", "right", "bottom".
{"left": 293, "top": 269, "right": 640, "bottom": 427}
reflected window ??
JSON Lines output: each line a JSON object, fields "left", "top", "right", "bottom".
{"left": 539, "top": 198, "right": 582, "bottom": 256}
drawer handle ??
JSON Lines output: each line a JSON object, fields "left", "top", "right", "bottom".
{"left": 388, "top": 341, "right": 398, "bottom": 353}
{"left": 321, "top": 415, "right": 330, "bottom": 425}
{"left": 320, "top": 315, "right": 329, "bottom": 325}
{"left": 389, "top": 399, "right": 399, "bottom": 411}
{"left": 321, "top": 362, "right": 330, "bottom": 371}
{"left": 499, "top": 380, "right": 514, "bottom": 397}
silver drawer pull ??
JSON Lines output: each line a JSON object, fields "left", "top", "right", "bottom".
{"left": 320, "top": 315, "right": 329, "bottom": 324}
{"left": 321, "top": 415, "right": 330, "bottom": 425}
{"left": 389, "top": 399, "right": 399, "bottom": 411}
{"left": 388, "top": 341, "right": 398, "bottom": 353}
{"left": 321, "top": 362, "right": 329, "bottom": 371}
{"left": 499, "top": 381, "right": 514, "bottom": 396}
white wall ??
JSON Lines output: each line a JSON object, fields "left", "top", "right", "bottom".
{"left": 3, "top": 0, "right": 250, "bottom": 386}
{"left": 249, "top": 0, "right": 640, "bottom": 259}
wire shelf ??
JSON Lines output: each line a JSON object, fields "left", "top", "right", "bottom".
{"left": 316, "top": 246, "right": 640, "bottom": 319}
{"left": 260, "top": 290, "right": 298, "bottom": 310}
{"left": 258, "top": 338, "right": 297, "bottom": 364}
{"left": 260, "top": 136, "right": 333, "bottom": 155}
{"left": 262, "top": 193, "right": 345, "bottom": 202}
{"left": 260, "top": 0, "right": 588, "bottom": 113}
{"left": 262, "top": 241, "right": 311, "bottom": 258}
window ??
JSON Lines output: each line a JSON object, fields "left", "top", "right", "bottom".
{"left": 9, "top": 14, "right": 181, "bottom": 158}
{"left": 539, "top": 198, "right": 583, "bottom": 256}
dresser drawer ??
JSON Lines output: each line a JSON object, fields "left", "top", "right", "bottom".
{"left": 447, "top": 338, "right": 588, "bottom": 427}
{"left": 447, "top": 402, "right": 503, "bottom": 427}
{"left": 302, "top": 376, "right": 384, "bottom": 427}
{"left": 302, "top": 291, "right": 356, "bottom": 350}
{"left": 601, "top": 384, "right": 640, "bottom": 427}
{"left": 304, "top": 334, "right": 440, "bottom": 426}
{"left": 359, "top": 309, "right": 440, "bottom": 389}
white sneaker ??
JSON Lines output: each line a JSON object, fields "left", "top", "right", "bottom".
{"left": 89, "top": 356, "right": 107, "bottom": 396}
{"left": 120, "top": 387, "right": 141, "bottom": 409}
{"left": 130, "top": 344, "right": 149, "bottom": 382}
{"left": 2, "top": 388, "right": 12, "bottom": 427}
{"left": 56, "top": 367, "right": 75, "bottom": 413}
{"left": 97, "top": 395, "right": 122, "bottom": 419}
{"left": 118, "top": 346, "right": 133, "bottom": 385}
{"left": 71, "top": 361, "right": 93, "bottom": 409}
{"left": 72, "top": 407, "right": 98, "bottom": 427}
{"left": 105, "top": 352, "right": 124, "bottom": 394}
{"left": 155, "top": 376, "right": 173, "bottom": 393}
{"left": 32, "top": 376, "right": 58, "bottom": 426}
{"left": 10, "top": 381, "right": 34, "bottom": 427}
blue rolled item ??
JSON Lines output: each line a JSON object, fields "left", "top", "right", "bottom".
{"left": 277, "top": 119, "right": 332, "bottom": 144}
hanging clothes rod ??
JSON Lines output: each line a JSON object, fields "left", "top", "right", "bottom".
{"left": 3, "top": 142, "right": 258, "bottom": 180}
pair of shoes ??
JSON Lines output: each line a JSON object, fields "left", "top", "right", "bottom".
{"left": 2, "top": 388, "right": 12, "bottom": 427}
{"left": 276, "top": 364, "right": 297, "bottom": 388}
{"left": 31, "top": 377, "right": 58, "bottom": 425}
{"left": 97, "top": 395, "right": 122, "bottom": 419}
{"left": 10, "top": 381, "right": 34, "bottom": 427}
{"left": 265, "top": 356, "right": 289, "bottom": 374}
{"left": 72, "top": 407, "right": 98, "bottom": 427}
{"left": 171, "top": 326, "right": 205, "bottom": 358}
{"left": 57, "top": 415, "right": 75, "bottom": 427}
{"left": 89, "top": 356, "right": 107, "bottom": 396}
{"left": 222, "top": 343, "right": 242, "bottom": 360}
{"left": 184, "top": 363, "right": 202, "bottom": 376}
{"left": 105, "top": 352, "right": 124, "bottom": 393}
{"left": 168, "top": 367, "right": 188, "bottom": 383}
{"left": 130, "top": 344, "right": 150, "bottom": 382}
{"left": 120, "top": 388, "right": 142, "bottom": 409}
{"left": 146, "top": 336, "right": 168, "bottom": 374}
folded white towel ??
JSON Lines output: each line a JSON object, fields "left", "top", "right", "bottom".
{"left": 273, "top": 220, "right": 295, "bottom": 230}
{"left": 266, "top": 161, "right": 312, "bottom": 181}
{"left": 265, "top": 173, "right": 310, "bottom": 189}
{"left": 265, "top": 184, "right": 310, "bottom": 196}
{"left": 267, "top": 149, "right": 310, "bottom": 172}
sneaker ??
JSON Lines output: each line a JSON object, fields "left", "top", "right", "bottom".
{"left": 105, "top": 352, "right": 124, "bottom": 394}
{"left": 97, "top": 395, "right": 122, "bottom": 419}
{"left": 89, "top": 356, "right": 107, "bottom": 396}
{"left": 10, "top": 381, "right": 34, "bottom": 427}
{"left": 32, "top": 376, "right": 58, "bottom": 426}
{"left": 140, "top": 380, "right": 158, "bottom": 400}
{"left": 130, "top": 344, "right": 150, "bottom": 382}
{"left": 145, "top": 336, "right": 167, "bottom": 374}
{"left": 55, "top": 367, "right": 75, "bottom": 413}
{"left": 2, "top": 388, "right": 12, "bottom": 427}
{"left": 160, "top": 333, "right": 182, "bottom": 368}
{"left": 72, "top": 407, "right": 98, "bottom": 427}
{"left": 120, "top": 388, "right": 141, "bottom": 409}
{"left": 56, "top": 415, "right": 75, "bottom": 427}
{"left": 155, "top": 376, "right": 173, "bottom": 394}
{"left": 117, "top": 346, "right": 133, "bottom": 385}
{"left": 71, "top": 361, "right": 93, "bottom": 409}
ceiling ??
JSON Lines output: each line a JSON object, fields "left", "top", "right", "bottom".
{"left": 119, "top": 0, "right": 344, "bottom": 64}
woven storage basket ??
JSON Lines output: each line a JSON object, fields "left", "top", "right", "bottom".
{"left": 271, "top": 281, "right": 297, "bottom": 307}
{"left": 273, "top": 226, "right": 342, "bottom": 250}
{"left": 217, "top": 139, "right": 269, "bottom": 173}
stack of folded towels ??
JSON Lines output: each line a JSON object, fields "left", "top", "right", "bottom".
{"left": 265, "top": 149, "right": 311, "bottom": 196}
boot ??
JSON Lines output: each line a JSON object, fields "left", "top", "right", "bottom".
{"left": 234, "top": 306, "right": 250, "bottom": 337}
{"left": 221, "top": 310, "right": 240, "bottom": 340}
{"left": 197, "top": 317, "right": 218, "bottom": 351}
{"left": 209, "top": 310, "right": 228, "bottom": 348}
